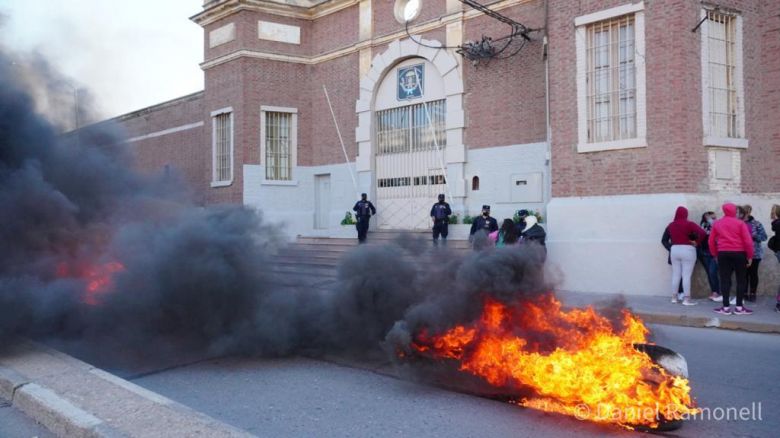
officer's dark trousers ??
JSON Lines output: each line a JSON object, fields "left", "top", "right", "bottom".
{"left": 356, "top": 217, "right": 369, "bottom": 243}
{"left": 432, "top": 220, "right": 448, "bottom": 245}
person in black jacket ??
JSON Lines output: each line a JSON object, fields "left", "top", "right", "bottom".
{"left": 469, "top": 205, "right": 498, "bottom": 249}
{"left": 699, "top": 211, "right": 721, "bottom": 302}
{"left": 430, "top": 194, "right": 452, "bottom": 246}
{"left": 770, "top": 204, "right": 780, "bottom": 312}
{"left": 352, "top": 193, "right": 376, "bottom": 243}
{"left": 515, "top": 209, "right": 530, "bottom": 235}
{"left": 520, "top": 214, "right": 546, "bottom": 246}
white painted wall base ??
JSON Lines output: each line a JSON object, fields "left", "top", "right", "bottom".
{"left": 244, "top": 141, "right": 549, "bottom": 240}
{"left": 463, "top": 142, "right": 548, "bottom": 222}
{"left": 546, "top": 193, "right": 780, "bottom": 296}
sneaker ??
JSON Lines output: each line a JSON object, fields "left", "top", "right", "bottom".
{"left": 733, "top": 306, "right": 754, "bottom": 315}
{"left": 709, "top": 293, "right": 722, "bottom": 302}
{"left": 713, "top": 306, "right": 732, "bottom": 315}
{"left": 671, "top": 297, "right": 679, "bottom": 304}
{"left": 682, "top": 298, "right": 698, "bottom": 306}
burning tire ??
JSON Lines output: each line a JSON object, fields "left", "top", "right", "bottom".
{"left": 401, "top": 343, "right": 689, "bottom": 431}
{"left": 630, "top": 343, "right": 688, "bottom": 432}
{"left": 399, "top": 296, "right": 698, "bottom": 431}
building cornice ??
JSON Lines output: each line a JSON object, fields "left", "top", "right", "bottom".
{"left": 199, "top": 0, "right": 533, "bottom": 70}
{"left": 191, "top": 0, "right": 360, "bottom": 26}
{"left": 114, "top": 91, "right": 205, "bottom": 122}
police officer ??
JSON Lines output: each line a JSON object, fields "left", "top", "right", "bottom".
{"left": 430, "top": 193, "right": 452, "bottom": 246}
{"left": 469, "top": 205, "right": 499, "bottom": 246}
{"left": 352, "top": 193, "right": 376, "bottom": 243}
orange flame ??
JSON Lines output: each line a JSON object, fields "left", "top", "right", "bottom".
{"left": 411, "top": 294, "right": 698, "bottom": 429}
{"left": 56, "top": 261, "right": 125, "bottom": 305}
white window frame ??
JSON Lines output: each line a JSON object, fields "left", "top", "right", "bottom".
{"left": 211, "top": 107, "right": 234, "bottom": 187}
{"left": 700, "top": 9, "right": 747, "bottom": 149}
{"left": 575, "top": 1, "right": 647, "bottom": 153}
{"left": 260, "top": 105, "right": 298, "bottom": 186}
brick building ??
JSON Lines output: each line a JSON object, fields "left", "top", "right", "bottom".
{"left": 114, "top": 0, "right": 779, "bottom": 296}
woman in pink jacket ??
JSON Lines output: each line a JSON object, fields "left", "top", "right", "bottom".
{"left": 708, "top": 203, "right": 755, "bottom": 315}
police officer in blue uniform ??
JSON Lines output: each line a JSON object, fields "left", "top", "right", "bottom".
{"left": 352, "top": 193, "right": 376, "bottom": 243}
{"left": 469, "top": 205, "right": 498, "bottom": 247}
{"left": 430, "top": 193, "right": 452, "bottom": 246}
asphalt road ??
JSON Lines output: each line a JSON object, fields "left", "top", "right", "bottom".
{"left": 129, "top": 325, "right": 780, "bottom": 438}
{"left": 0, "top": 400, "right": 54, "bottom": 438}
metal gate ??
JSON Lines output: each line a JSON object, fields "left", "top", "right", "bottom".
{"left": 375, "top": 100, "right": 446, "bottom": 230}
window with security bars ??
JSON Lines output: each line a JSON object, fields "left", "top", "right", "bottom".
{"left": 213, "top": 113, "right": 232, "bottom": 182}
{"left": 706, "top": 11, "right": 739, "bottom": 138}
{"left": 586, "top": 15, "right": 636, "bottom": 143}
{"left": 376, "top": 100, "right": 446, "bottom": 155}
{"left": 264, "top": 112, "right": 292, "bottom": 180}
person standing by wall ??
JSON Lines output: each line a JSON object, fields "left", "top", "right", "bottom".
{"left": 515, "top": 209, "right": 529, "bottom": 235}
{"left": 665, "top": 207, "right": 707, "bottom": 306}
{"left": 699, "top": 211, "right": 721, "bottom": 302}
{"left": 490, "top": 219, "right": 519, "bottom": 247}
{"left": 742, "top": 204, "right": 767, "bottom": 302}
{"left": 430, "top": 194, "right": 452, "bottom": 246}
{"left": 353, "top": 193, "right": 376, "bottom": 244}
{"left": 520, "top": 214, "right": 546, "bottom": 247}
{"left": 768, "top": 204, "right": 780, "bottom": 312}
{"left": 709, "top": 203, "right": 755, "bottom": 315}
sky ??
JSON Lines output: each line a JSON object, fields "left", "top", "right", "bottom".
{"left": 0, "top": 0, "right": 204, "bottom": 120}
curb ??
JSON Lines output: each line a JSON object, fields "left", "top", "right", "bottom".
{"left": 635, "top": 311, "right": 780, "bottom": 334}
{"left": 0, "top": 339, "right": 255, "bottom": 438}
{"left": 13, "top": 383, "right": 120, "bottom": 438}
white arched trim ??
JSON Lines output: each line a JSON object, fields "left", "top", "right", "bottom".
{"left": 354, "top": 37, "right": 466, "bottom": 199}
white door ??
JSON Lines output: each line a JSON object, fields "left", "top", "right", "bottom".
{"left": 314, "top": 174, "right": 331, "bottom": 229}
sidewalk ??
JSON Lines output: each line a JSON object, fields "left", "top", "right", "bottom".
{"left": 557, "top": 291, "right": 780, "bottom": 334}
{"left": 0, "top": 338, "right": 254, "bottom": 438}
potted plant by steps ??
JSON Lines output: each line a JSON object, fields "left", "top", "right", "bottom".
{"left": 340, "top": 211, "right": 357, "bottom": 226}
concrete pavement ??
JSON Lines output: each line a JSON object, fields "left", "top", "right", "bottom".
{"left": 131, "top": 325, "right": 780, "bottom": 438}
{"left": 0, "top": 399, "right": 54, "bottom": 438}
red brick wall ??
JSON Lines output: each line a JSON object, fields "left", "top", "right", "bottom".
{"left": 742, "top": 0, "right": 780, "bottom": 193}
{"left": 117, "top": 92, "right": 208, "bottom": 205}
{"left": 309, "top": 54, "right": 359, "bottom": 166}
{"left": 463, "top": 1, "right": 547, "bottom": 148}
{"left": 240, "top": 57, "right": 311, "bottom": 171}
{"left": 203, "top": 59, "right": 245, "bottom": 205}
{"left": 550, "top": 0, "right": 779, "bottom": 197}
{"left": 121, "top": 0, "right": 779, "bottom": 209}
{"left": 373, "top": 0, "right": 447, "bottom": 38}
{"left": 312, "top": 5, "right": 359, "bottom": 54}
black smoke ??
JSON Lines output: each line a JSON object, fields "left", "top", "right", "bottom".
{"left": 0, "top": 46, "right": 561, "bottom": 376}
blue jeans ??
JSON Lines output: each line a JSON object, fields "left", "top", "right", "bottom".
{"left": 699, "top": 251, "right": 720, "bottom": 294}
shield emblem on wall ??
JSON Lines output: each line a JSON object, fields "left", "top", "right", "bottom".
{"left": 397, "top": 64, "right": 424, "bottom": 101}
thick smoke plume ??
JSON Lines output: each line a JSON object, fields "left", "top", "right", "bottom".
{"left": 0, "top": 46, "right": 566, "bottom": 377}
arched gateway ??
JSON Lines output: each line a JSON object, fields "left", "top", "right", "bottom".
{"left": 355, "top": 38, "right": 465, "bottom": 230}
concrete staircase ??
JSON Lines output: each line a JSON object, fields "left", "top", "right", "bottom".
{"left": 269, "top": 230, "right": 471, "bottom": 285}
